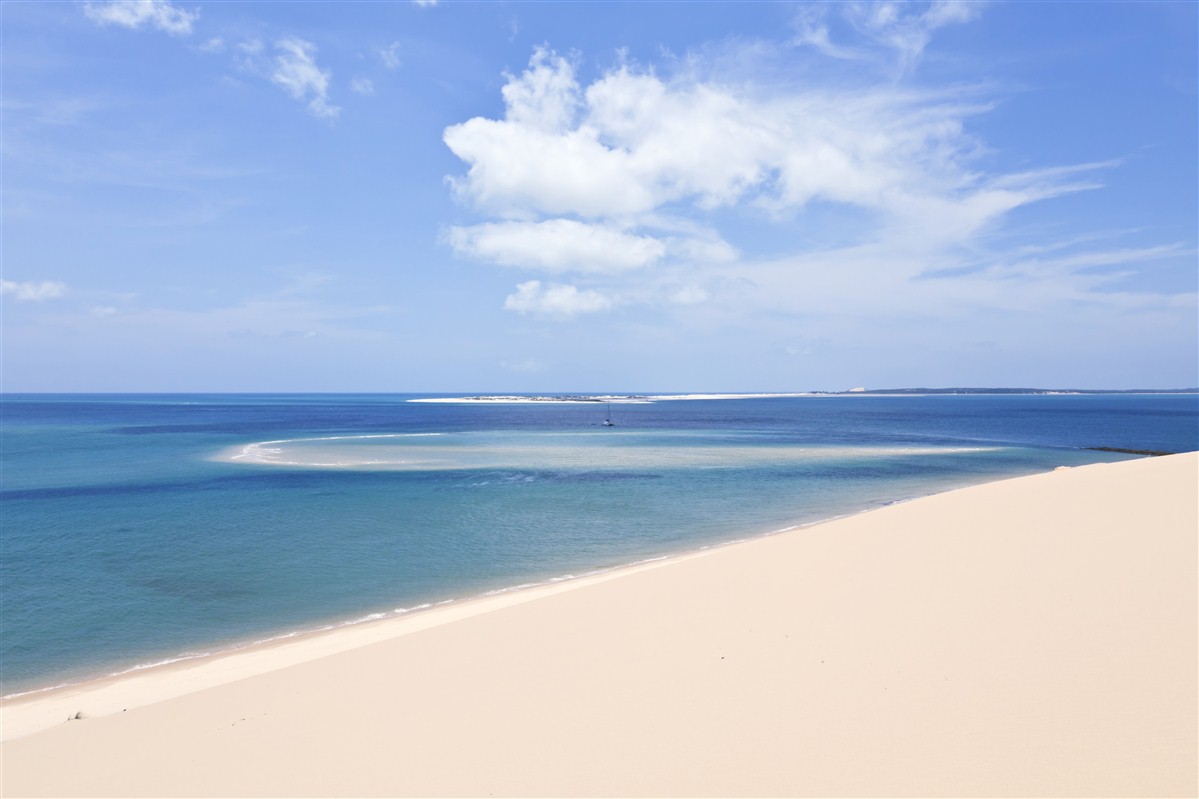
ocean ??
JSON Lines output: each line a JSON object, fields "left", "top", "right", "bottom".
{"left": 2, "top": 392, "right": 1196, "bottom": 697}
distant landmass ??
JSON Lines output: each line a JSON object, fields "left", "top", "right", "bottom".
{"left": 817, "top": 387, "right": 1198, "bottom": 395}
{"left": 411, "top": 389, "right": 1198, "bottom": 405}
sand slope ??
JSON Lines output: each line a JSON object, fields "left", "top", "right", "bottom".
{"left": 2, "top": 454, "right": 1195, "bottom": 797}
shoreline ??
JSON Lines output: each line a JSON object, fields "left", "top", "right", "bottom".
{"left": 2, "top": 453, "right": 1194, "bottom": 797}
{"left": 0, "top": 447, "right": 1095, "bottom": 710}
{"left": 0, "top": 504, "right": 859, "bottom": 736}
{"left": 0, "top": 451, "right": 1166, "bottom": 719}
{"left": 0, "top": 537, "right": 745, "bottom": 741}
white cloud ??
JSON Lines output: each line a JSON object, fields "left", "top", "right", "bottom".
{"left": 1, "top": 280, "right": 67, "bottom": 301}
{"left": 351, "top": 77, "right": 375, "bottom": 96}
{"left": 413, "top": 0, "right": 439, "bottom": 7}
{"left": 197, "top": 36, "right": 225, "bottom": 53}
{"left": 445, "top": 48, "right": 1040, "bottom": 234}
{"left": 670, "top": 285, "right": 709, "bottom": 306}
{"left": 271, "top": 38, "right": 339, "bottom": 120}
{"left": 848, "top": 1, "right": 975, "bottom": 68}
{"left": 445, "top": 46, "right": 1090, "bottom": 282}
{"left": 671, "top": 235, "right": 738, "bottom": 263}
{"left": 380, "top": 42, "right": 402, "bottom": 69}
{"left": 792, "top": 1, "right": 983, "bottom": 72}
{"left": 504, "top": 280, "right": 613, "bottom": 318}
{"left": 728, "top": 235, "right": 1194, "bottom": 329}
{"left": 83, "top": 0, "right": 198, "bottom": 36}
{"left": 448, "top": 220, "right": 667, "bottom": 274}
{"left": 445, "top": 40, "right": 1183, "bottom": 341}
{"left": 789, "top": 6, "right": 860, "bottom": 61}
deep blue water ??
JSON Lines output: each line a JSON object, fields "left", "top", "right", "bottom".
{"left": 2, "top": 393, "right": 1196, "bottom": 695}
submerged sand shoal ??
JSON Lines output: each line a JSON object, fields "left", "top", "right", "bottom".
{"left": 2, "top": 453, "right": 1196, "bottom": 797}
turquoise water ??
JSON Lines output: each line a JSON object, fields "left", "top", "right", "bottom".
{"left": 2, "top": 393, "right": 1196, "bottom": 695}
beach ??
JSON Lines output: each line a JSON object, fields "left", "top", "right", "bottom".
{"left": 1, "top": 452, "right": 1195, "bottom": 797}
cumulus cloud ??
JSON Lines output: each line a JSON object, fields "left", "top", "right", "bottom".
{"left": 504, "top": 280, "right": 612, "bottom": 318}
{"left": 2, "top": 280, "right": 67, "bottom": 301}
{"left": 448, "top": 220, "right": 667, "bottom": 274}
{"left": 271, "top": 38, "right": 339, "bottom": 120}
{"left": 83, "top": 0, "right": 198, "bottom": 36}
{"left": 444, "top": 46, "right": 1045, "bottom": 235}
{"left": 444, "top": 46, "right": 1081, "bottom": 275}
{"left": 444, "top": 36, "right": 1162, "bottom": 328}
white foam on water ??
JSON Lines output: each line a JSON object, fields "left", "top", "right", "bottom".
{"left": 394, "top": 602, "right": 434, "bottom": 615}
{"left": 2, "top": 681, "right": 78, "bottom": 701}
{"left": 107, "top": 652, "right": 215, "bottom": 680}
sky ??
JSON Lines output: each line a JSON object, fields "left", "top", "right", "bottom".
{"left": 2, "top": 0, "right": 1196, "bottom": 392}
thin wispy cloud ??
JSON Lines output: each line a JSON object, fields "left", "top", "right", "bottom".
{"left": 789, "top": 5, "right": 864, "bottom": 61}
{"left": 197, "top": 36, "right": 225, "bottom": 54}
{"left": 792, "top": 0, "right": 982, "bottom": 72}
{"left": 379, "top": 42, "right": 402, "bottom": 69}
{"left": 82, "top": 3, "right": 342, "bottom": 123}
{"left": 83, "top": 0, "right": 198, "bottom": 37}
{"left": 46, "top": 276, "right": 391, "bottom": 343}
{"left": 271, "top": 38, "right": 339, "bottom": 120}
{"left": 2, "top": 280, "right": 68, "bottom": 301}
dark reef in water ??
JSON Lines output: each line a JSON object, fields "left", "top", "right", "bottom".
{"left": 1084, "top": 446, "right": 1176, "bottom": 457}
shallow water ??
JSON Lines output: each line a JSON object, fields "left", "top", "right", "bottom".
{"left": 2, "top": 393, "right": 1195, "bottom": 695}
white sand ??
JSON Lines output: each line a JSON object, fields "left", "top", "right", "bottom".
{"left": 2, "top": 453, "right": 1195, "bottom": 797}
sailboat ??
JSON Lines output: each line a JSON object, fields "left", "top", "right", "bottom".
{"left": 602, "top": 402, "right": 614, "bottom": 426}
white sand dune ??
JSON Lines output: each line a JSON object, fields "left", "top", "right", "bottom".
{"left": 2, "top": 453, "right": 1195, "bottom": 797}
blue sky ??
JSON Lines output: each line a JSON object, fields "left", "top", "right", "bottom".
{"left": 2, "top": 0, "right": 1196, "bottom": 392}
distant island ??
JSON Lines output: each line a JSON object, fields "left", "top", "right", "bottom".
{"left": 410, "top": 389, "right": 1197, "bottom": 404}
{"left": 813, "top": 387, "right": 1199, "bottom": 395}
{"left": 409, "top": 394, "right": 652, "bottom": 404}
